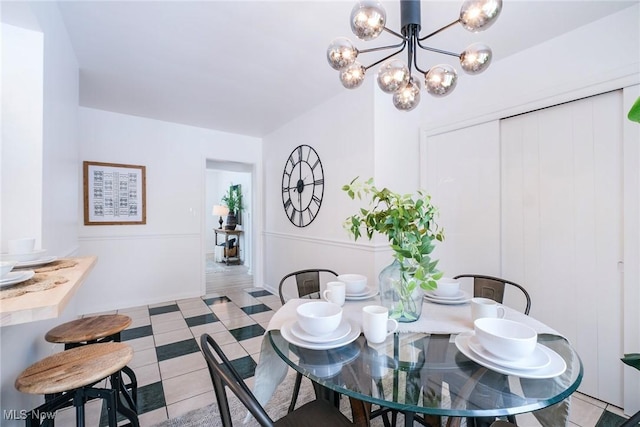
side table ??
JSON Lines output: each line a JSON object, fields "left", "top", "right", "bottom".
{"left": 214, "top": 229, "right": 242, "bottom": 265}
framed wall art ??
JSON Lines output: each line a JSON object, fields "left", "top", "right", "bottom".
{"left": 83, "top": 161, "right": 146, "bottom": 225}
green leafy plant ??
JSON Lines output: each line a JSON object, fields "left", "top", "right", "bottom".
{"left": 342, "top": 177, "right": 445, "bottom": 292}
{"left": 221, "top": 185, "right": 243, "bottom": 215}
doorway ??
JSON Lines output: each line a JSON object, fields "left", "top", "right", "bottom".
{"left": 205, "top": 160, "right": 253, "bottom": 293}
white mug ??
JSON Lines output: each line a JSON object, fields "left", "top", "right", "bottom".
{"left": 8, "top": 238, "right": 35, "bottom": 254}
{"left": 471, "top": 297, "right": 506, "bottom": 321}
{"left": 362, "top": 305, "right": 398, "bottom": 344}
{"left": 322, "top": 281, "right": 346, "bottom": 306}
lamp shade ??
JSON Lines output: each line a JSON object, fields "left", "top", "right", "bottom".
{"left": 212, "top": 205, "right": 229, "bottom": 216}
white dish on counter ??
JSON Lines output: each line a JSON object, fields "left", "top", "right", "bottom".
{"left": 1, "top": 249, "right": 47, "bottom": 263}
{"left": 14, "top": 256, "right": 58, "bottom": 269}
{"left": 0, "top": 270, "right": 35, "bottom": 288}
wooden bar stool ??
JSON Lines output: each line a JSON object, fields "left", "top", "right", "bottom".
{"left": 15, "top": 342, "right": 133, "bottom": 427}
{"left": 45, "top": 314, "right": 132, "bottom": 348}
{"left": 44, "top": 315, "right": 138, "bottom": 425}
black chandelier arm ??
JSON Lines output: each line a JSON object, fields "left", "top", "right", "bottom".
{"left": 357, "top": 39, "right": 406, "bottom": 56}
{"left": 418, "top": 19, "right": 461, "bottom": 41}
{"left": 382, "top": 26, "right": 406, "bottom": 40}
{"left": 363, "top": 45, "right": 408, "bottom": 71}
{"left": 416, "top": 39, "right": 462, "bottom": 58}
{"left": 412, "top": 43, "right": 430, "bottom": 74}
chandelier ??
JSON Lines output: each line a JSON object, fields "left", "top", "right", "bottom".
{"left": 327, "top": 0, "right": 503, "bottom": 111}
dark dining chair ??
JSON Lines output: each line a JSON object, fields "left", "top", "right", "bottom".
{"left": 453, "top": 274, "right": 531, "bottom": 315}
{"left": 277, "top": 268, "right": 338, "bottom": 412}
{"left": 200, "top": 333, "right": 354, "bottom": 427}
{"left": 278, "top": 268, "right": 339, "bottom": 305}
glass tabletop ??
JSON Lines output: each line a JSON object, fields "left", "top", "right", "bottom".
{"left": 268, "top": 331, "right": 583, "bottom": 419}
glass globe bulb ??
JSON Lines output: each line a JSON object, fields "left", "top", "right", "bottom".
{"left": 392, "top": 78, "right": 421, "bottom": 111}
{"left": 425, "top": 65, "right": 458, "bottom": 97}
{"left": 327, "top": 37, "right": 358, "bottom": 70}
{"left": 460, "top": 42, "right": 492, "bottom": 74}
{"left": 376, "top": 60, "right": 410, "bottom": 94}
{"left": 460, "top": 0, "right": 502, "bottom": 32}
{"left": 350, "top": 1, "right": 386, "bottom": 41}
{"left": 340, "top": 62, "right": 366, "bottom": 89}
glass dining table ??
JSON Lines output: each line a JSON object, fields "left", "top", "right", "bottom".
{"left": 267, "top": 329, "right": 583, "bottom": 427}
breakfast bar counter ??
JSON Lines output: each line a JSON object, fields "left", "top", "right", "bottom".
{"left": 0, "top": 256, "right": 97, "bottom": 327}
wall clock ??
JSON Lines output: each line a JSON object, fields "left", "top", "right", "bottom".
{"left": 281, "top": 144, "right": 324, "bottom": 227}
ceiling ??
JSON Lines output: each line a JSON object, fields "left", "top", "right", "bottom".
{"left": 35, "top": 1, "right": 640, "bottom": 137}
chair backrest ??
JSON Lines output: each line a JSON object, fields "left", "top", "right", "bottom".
{"left": 200, "top": 334, "right": 274, "bottom": 427}
{"left": 453, "top": 274, "right": 531, "bottom": 315}
{"left": 278, "top": 268, "right": 338, "bottom": 304}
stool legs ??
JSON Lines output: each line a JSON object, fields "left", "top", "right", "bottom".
{"left": 110, "top": 369, "right": 139, "bottom": 427}
{"left": 26, "top": 387, "right": 118, "bottom": 427}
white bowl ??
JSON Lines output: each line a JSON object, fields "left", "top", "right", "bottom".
{"left": 474, "top": 318, "right": 538, "bottom": 361}
{"left": 2, "top": 249, "right": 47, "bottom": 263}
{"left": 337, "top": 274, "right": 367, "bottom": 294}
{"left": 434, "top": 277, "right": 460, "bottom": 297}
{"left": 0, "top": 261, "right": 17, "bottom": 279}
{"left": 296, "top": 301, "right": 342, "bottom": 337}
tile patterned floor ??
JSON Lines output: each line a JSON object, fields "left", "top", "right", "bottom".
{"left": 54, "top": 286, "right": 631, "bottom": 427}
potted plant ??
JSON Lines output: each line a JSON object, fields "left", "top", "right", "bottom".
{"left": 221, "top": 185, "right": 243, "bottom": 230}
{"left": 343, "top": 177, "right": 444, "bottom": 322}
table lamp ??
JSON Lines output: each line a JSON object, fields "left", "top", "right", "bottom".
{"left": 212, "top": 205, "right": 229, "bottom": 229}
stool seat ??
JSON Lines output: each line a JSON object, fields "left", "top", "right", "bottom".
{"left": 45, "top": 314, "right": 132, "bottom": 344}
{"left": 15, "top": 342, "right": 133, "bottom": 395}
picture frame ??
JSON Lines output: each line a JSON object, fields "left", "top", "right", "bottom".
{"left": 231, "top": 184, "right": 242, "bottom": 226}
{"left": 83, "top": 161, "right": 146, "bottom": 225}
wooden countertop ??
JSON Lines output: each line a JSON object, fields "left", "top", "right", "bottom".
{"left": 0, "top": 256, "right": 97, "bottom": 327}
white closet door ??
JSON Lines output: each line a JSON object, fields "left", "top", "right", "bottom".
{"left": 501, "top": 91, "right": 623, "bottom": 405}
{"left": 423, "top": 121, "right": 501, "bottom": 279}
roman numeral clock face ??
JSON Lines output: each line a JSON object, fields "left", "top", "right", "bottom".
{"left": 281, "top": 144, "right": 324, "bottom": 227}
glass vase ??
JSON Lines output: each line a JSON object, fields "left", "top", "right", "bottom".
{"left": 378, "top": 259, "right": 424, "bottom": 322}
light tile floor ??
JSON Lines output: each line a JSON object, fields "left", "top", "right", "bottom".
{"left": 54, "top": 286, "right": 631, "bottom": 427}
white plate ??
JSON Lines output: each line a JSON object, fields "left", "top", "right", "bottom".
{"left": 1, "top": 249, "right": 47, "bottom": 263}
{"left": 290, "top": 320, "right": 352, "bottom": 343}
{"left": 425, "top": 290, "right": 469, "bottom": 301}
{"left": 345, "top": 287, "right": 379, "bottom": 301}
{"left": 346, "top": 288, "right": 370, "bottom": 297}
{"left": 0, "top": 270, "right": 35, "bottom": 288}
{"left": 14, "top": 256, "right": 58, "bottom": 269}
{"left": 424, "top": 292, "right": 471, "bottom": 305}
{"left": 455, "top": 331, "right": 566, "bottom": 379}
{"left": 281, "top": 320, "right": 361, "bottom": 350}
{"left": 467, "top": 335, "right": 550, "bottom": 370}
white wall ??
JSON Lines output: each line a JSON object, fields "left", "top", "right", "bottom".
{"left": 1, "top": 23, "right": 44, "bottom": 250}
{"left": 76, "top": 108, "right": 261, "bottom": 313}
{"left": 262, "top": 82, "right": 378, "bottom": 292}
{"left": 422, "top": 121, "right": 502, "bottom": 279}
{"left": 1, "top": 2, "right": 80, "bottom": 422}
